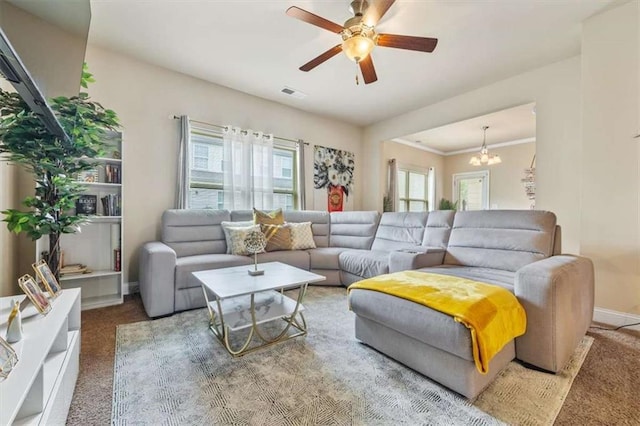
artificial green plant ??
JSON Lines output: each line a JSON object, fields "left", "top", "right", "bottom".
{"left": 0, "top": 64, "right": 120, "bottom": 278}
{"left": 438, "top": 198, "right": 459, "bottom": 211}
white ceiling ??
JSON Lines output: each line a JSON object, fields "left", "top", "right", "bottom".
{"left": 399, "top": 102, "right": 536, "bottom": 153}
{"left": 88, "top": 0, "right": 614, "bottom": 126}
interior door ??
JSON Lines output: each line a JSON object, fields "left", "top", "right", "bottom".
{"left": 453, "top": 171, "right": 489, "bottom": 211}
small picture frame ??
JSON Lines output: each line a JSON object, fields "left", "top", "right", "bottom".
{"left": 32, "top": 259, "right": 62, "bottom": 298}
{"left": 18, "top": 274, "right": 51, "bottom": 314}
{"left": 0, "top": 336, "right": 19, "bottom": 381}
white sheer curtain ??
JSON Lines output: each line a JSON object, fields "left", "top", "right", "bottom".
{"left": 222, "top": 126, "right": 274, "bottom": 210}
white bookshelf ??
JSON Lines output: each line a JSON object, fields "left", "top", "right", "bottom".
{"left": 0, "top": 289, "right": 81, "bottom": 425}
{"left": 35, "top": 131, "right": 124, "bottom": 311}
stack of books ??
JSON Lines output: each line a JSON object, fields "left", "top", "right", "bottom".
{"left": 105, "top": 164, "right": 121, "bottom": 184}
{"left": 101, "top": 194, "right": 121, "bottom": 216}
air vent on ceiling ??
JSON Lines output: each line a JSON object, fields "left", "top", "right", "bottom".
{"left": 281, "top": 86, "right": 307, "bottom": 99}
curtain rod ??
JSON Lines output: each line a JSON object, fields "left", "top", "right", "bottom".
{"left": 172, "top": 115, "right": 309, "bottom": 146}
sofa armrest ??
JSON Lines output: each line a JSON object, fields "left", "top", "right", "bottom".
{"left": 388, "top": 247, "right": 446, "bottom": 273}
{"left": 139, "top": 242, "right": 177, "bottom": 318}
{"left": 514, "top": 255, "right": 594, "bottom": 372}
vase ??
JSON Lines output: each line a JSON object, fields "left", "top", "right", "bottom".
{"left": 328, "top": 185, "right": 344, "bottom": 212}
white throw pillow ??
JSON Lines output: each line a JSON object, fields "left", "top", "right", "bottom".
{"left": 226, "top": 224, "right": 261, "bottom": 256}
{"left": 221, "top": 221, "right": 253, "bottom": 254}
{"left": 288, "top": 222, "right": 317, "bottom": 250}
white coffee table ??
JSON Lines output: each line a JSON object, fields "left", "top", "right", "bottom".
{"left": 192, "top": 261, "right": 326, "bottom": 356}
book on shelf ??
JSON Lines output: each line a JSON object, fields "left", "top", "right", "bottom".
{"left": 105, "top": 163, "right": 121, "bottom": 184}
{"left": 101, "top": 194, "right": 121, "bottom": 216}
{"left": 60, "top": 264, "right": 91, "bottom": 276}
{"left": 76, "top": 195, "right": 97, "bottom": 215}
{"left": 113, "top": 249, "right": 121, "bottom": 272}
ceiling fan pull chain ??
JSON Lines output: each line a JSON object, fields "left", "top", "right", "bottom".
{"left": 355, "top": 62, "right": 360, "bottom": 85}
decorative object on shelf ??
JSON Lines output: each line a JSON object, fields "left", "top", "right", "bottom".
{"left": 313, "top": 145, "right": 354, "bottom": 212}
{"left": 75, "top": 194, "right": 98, "bottom": 215}
{"left": 0, "top": 336, "right": 18, "bottom": 381}
{"left": 32, "top": 259, "right": 62, "bottom": 298}
{"left": 521, "top": 155, "right": 536, "bottom": 209}
{"left": 60, "top": 264, "right": 90, "bottom": 276}
{"left": 469, "top": 126, "right": 502, "bottom": 166}
{"left": 244, "top": 231, "right": 267, "bottom": 276}
{"left": 6, "top": 299, "right": 23, "bottom": 343}
{"left": 76, "top": 168, "right": 99, "bottom": 183}
{"left": 18, "top": 275, "right": 51, "bottom": 315}
{"left": 0, "top": 63, "right": 121, "bottom": 279}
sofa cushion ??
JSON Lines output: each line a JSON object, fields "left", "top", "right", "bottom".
{"left": 444, "top": 210, "right": 557, "bottom": 272}
{"left": 256, "top": 250, "right": 310, "bottom": 271}
{"left": 422, "top": 210, "right": 455, "bottom": 248}
{"left": 417, "top": 265, "right": 515, "bottom": 291}
{"left": 308, "top": 247, "right": 351, "bottom": 270}
{"left": 339, "top": 249, "right": 389, "bottom": 279}
{"left": 162, "top": 209, "right": 230, "bottom": 257}
{"left": 371, "top": 212, "right": 428, "bottom": 251}
{"left": 349, "top": 288, "right": 473, "bottom": 361}
{"left": 227, "top": 225, "right": 262, "bottom": 255}
{"left": 330, "top": 211, "right": 380, "bottom": 250}
{"left": 175, "top": 254, "right": 252, "bottom": 290}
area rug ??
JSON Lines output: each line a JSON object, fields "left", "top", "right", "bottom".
{"left": 112, "top": 287, "right": 592, "bottom": 425}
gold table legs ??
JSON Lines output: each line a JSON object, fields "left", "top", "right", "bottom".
{"left": 202, "top": 284, "right": 308, "bottom": 357}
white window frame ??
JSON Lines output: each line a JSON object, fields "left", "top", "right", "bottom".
{"left": 396, "top": 164, "right": 433, "bottom": 212}
{"left": 452, "top": 170, "right": 490, "bottom": 211}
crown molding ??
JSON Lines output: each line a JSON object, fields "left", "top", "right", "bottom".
{"left": 390, "top": 138, "right": 447, "bottom": 155}
{"left": 445, "top": 137, "right": 536, "bottom": 156}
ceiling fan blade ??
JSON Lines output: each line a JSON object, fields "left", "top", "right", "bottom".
{"left": 300, "top": 44, "right": 343, "bottom": 72}
{"left": 363, "top": 0, "right": 396, "bottom": 26}
{"left": 359, "top": 55, "right": 378, "bottom": 84}
{"left": 286, "top": 6, "right": 344, "bottom": 34}
{"left": 377, "top": 34, "right": 438, "bottom": 52}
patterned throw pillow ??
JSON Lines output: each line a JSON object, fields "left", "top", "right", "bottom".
{"left": 253, "top": 208, "right": 284, "bottom": 226}
{"left": 288, "top": 222, "right": 317, "bottom": 250}
{"left": 260, "top": 223, "right": 292, "bottom": 252}
{"left": 221, "top": 221, "right": 253, "bottom": 254}
{"left": 227, "top": 225, "right": 261, "bottom": 256}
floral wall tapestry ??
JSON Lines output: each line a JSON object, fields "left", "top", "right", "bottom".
{"left": 313, "top": 145, "right": 355, "bottom": 212}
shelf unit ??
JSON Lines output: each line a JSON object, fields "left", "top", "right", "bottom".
{"left": 0, "top": 289, "right": 81, "bottom": 425}
{"left": 35, "top": 131, "right": 124, "bottom": 311}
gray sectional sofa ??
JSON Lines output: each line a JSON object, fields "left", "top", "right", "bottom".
{"left": 139, "top": 208, "right": 594, "bottom": 398}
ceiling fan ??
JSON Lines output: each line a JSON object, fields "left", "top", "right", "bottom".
{"left": 286, "top": 0, "right": 438, "bottom": 85}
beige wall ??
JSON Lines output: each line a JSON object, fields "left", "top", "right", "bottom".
{"left": 364, "top": 56, "right": 582, "bottom": 254}
{"left": 0, "top": 3, "right": 87, "bottom": 296}
{"left": 443, "top": 142, "right": 536, "bottom": 210}
{"left": 381, "top": 141, "right": 445, "bottom": 207}
{"left": 580, "top": 1, "right": 639, "bottom": 315}
{"left": 84, "top": 44, "right": 363, "bottom": 284}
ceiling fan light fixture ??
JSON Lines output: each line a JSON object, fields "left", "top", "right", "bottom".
{"left": 342, "top": 35, "right": 375, "bottom": 62}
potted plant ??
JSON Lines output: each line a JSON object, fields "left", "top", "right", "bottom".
{"left": 0, "top": 65, "right": 120, "bottom": 278}
{"left": 438, "top": 198, "right": 459, "bottom": 211}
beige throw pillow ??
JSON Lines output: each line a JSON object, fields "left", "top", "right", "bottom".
{"left": 288, "top": 222, "right": 317, "bottom": 250}
{"left": 260, "top": 223, "right": 292, "bottom": 252}
{"left": 253, "top": 208, "right": 284, "bottom": 226}
{"left": 227, "top": 224, "right": 261, "bottom": 255}
{"left": 221, "top": 221, "right": 253, "bottom": 254}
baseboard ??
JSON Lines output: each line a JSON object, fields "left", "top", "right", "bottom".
{"left": 593, "top": 307, "right": 640, "bottom": 331}
{"left": 123, "top": 281, "right": 139, "bottom": 295}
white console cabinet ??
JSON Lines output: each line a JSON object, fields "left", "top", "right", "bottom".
{"left": 0, "top": 289, "right": 81, "bottom": 425}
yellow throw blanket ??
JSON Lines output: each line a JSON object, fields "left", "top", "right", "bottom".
{"left": 348, "top": 271, "right": 526, "bottom": 374}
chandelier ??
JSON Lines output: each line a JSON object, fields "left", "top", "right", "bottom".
{"left": 469, "top": 126, "right": 502, "bottom": 166}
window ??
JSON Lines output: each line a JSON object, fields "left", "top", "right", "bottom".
{"left": 397, "top": 168, "right": 431, "bottom": 212}
{"left": 188, "top": 130, "right": 298, "bottom": 210}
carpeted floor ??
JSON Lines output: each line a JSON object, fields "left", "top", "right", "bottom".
{"left": 67, "top": 290, "right": 640, "bottom": 425}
